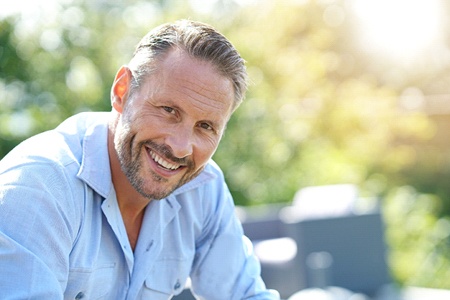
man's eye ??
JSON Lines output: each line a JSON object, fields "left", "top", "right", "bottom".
{"left": 162, "top": 106, "right": 175, "bottom": 114}
{"left": 199, "top": 122, "right": 213, "bottom": 131}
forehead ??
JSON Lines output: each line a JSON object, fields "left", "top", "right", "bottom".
{"left": 144, "top": 48, "right": 235, "bottom": 121}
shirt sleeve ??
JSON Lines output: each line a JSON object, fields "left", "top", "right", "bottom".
{"left": 0, "top": 161, "right": 79, "bottom": 299}
{"left": 189, "top": 172, "right": 280, "bottom": 300}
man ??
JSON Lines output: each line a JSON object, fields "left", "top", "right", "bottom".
{"left": 0, "top": 20, "right": 280, "bottom": 299}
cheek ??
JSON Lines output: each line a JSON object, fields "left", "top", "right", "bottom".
{"left": 125, "top": 113, "right": 158, "bottom": 141}
{"left": 115, "top": 119, "right": 132, "bottom": 148}
{"left": 194, "top": 139, "right": 220, "bottom": 167}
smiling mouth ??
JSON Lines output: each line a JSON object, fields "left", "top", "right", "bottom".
{"left": 149, "top": 150, "right": 181, "bottom": 171}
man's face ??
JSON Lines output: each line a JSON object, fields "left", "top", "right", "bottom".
{"left": 114, "top": 48, "right": 235, "bottom": 200}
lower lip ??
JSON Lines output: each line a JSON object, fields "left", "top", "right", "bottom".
{"left": 146, "top": 148, "right": 184, "bottom": 178}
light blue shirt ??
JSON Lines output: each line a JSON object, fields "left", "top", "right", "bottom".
{"left": 0, "top": 112, "right": 279, "bottom": 300}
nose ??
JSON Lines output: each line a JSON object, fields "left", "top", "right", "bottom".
{"left": 165, "top": 126, "right": 194, "bottom": 159}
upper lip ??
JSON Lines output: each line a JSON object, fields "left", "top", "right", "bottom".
{"left": 149, "top": 149, "right": 181, "bottom": 170}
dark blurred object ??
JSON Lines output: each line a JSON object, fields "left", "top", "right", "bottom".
{"left": 281, "top": 210, "right": 390, "bottom": 296}
{"left": 240, "top": 184, "right": 391, "bottom": 299}
{"left": 172, "top": 288, "right": 195, "bottom": 300}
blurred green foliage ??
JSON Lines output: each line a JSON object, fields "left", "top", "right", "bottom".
{"left": 384, "top": 186, "right": 450, "bottom": 289}
{"left": 1, "top": 0, "right": 450, "bottom": 290}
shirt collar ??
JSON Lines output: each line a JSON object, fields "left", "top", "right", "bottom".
{"left": 76, "top": 114, "right": 112, "bottom": 199}
{"left": 170, "top": 164, "right": 217, "bottom": 197}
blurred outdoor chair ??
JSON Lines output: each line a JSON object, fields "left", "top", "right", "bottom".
{"left": 240, "top": 184, "right": 391, "bottom": 299}
{"left": 237, "top": 203, "right": 300, "bottom": 298}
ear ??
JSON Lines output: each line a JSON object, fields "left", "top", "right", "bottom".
{"left": 111, "top": 66, "right": 132, "bottom": 113}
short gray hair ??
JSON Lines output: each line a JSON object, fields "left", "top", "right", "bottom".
{"left": 128, "top": 19, "right": 248, "bottom": 110}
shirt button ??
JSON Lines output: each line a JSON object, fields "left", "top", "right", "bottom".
{"left": 75, "top": 292, "right": 85, "bottom": 299}
{"left": 174, "top": 280, "right": 181, "bottom": 290}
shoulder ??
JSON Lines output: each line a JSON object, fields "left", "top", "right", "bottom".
{"left": 1, "top": 112, "right": 108, "bottom": 169}
{"left": 0, "top": 112, "right": 109, "bottom": 207}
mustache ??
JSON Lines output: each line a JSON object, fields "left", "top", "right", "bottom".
{"left": 141, "top": 140, "right": 192, "bottom": 166}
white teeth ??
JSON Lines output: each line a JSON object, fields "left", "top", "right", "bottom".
{"left": 150, "top": 151, "right": 180, "bottom": 170}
